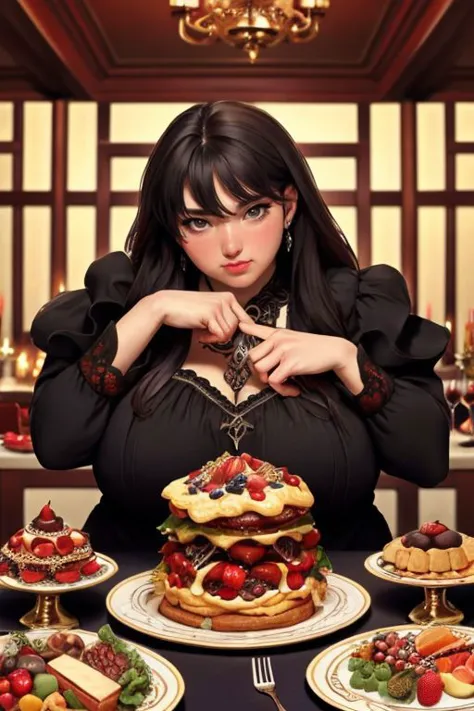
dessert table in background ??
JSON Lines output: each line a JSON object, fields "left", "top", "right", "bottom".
{"left": 1, "top": 433, "right": 474, "bottom": 542}
{"left": 1, "top": 551, "right": 474, "bottom": 711}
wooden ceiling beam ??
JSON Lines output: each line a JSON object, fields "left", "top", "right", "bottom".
{"left": 378, "top": 0, "right": 474, "bottom": 100}
{"left": 0, "top": 0, "right": 97, "bottom": 98}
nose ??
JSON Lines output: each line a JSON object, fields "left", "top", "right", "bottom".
{"left": 220, "top": 222, "right": 243, "bottom": 260}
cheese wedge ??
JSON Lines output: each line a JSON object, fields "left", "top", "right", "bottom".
{"left": 46, "top": 655, "right": 121, "bottom": 711}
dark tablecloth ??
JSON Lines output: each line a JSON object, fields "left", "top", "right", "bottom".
{"left": 1, "top": 552, "right": 474, "bottom": 711}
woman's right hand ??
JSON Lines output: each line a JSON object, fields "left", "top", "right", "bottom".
{"left": 153, "top": 290, "right": 254, "bottom": 343}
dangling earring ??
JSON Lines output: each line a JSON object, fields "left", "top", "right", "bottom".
{"left": 284, "top": 227, "right": 293, "bottom": 253}
{"left": 180, "top": 252, "right": 187, "bottom": 272}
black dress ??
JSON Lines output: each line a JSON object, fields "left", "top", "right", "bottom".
{"left": 29, "top": 252, "right": 450, "bottom": 554}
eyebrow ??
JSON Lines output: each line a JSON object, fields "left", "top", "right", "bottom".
{"left": 182, "top": 196, "right": 268, "bottom": 217}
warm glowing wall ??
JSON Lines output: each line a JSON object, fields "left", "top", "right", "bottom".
{"left": 1, "top": 99, "right": 473, "bottom": 532}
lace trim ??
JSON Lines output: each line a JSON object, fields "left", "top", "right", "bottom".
{"left": 78, "top": 321, "right": 125, "bottom": 397}
{"left": 173, "top": 368, "right": 276, "bottom": 448}
{"left": 355, "top": 346, "right": 394, "bottom": 416}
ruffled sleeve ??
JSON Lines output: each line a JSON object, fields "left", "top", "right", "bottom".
{"left": 329, "top": 264, "right": 450, "bottom": 487}
{"left": 29, "top": 252, "right": 147, "bottom": 470}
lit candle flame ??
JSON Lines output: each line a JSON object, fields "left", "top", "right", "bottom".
{"left": 58, "top": 282, "right": 65, "bottom": 293}
{"left": 0, "top": 337, "right": 14, "bottom": 358}
{"left": 446, "top": 320, "right": 452, "bottom": 332}
{"left": 15, "top": 351, "right": 29, "bottom": 379}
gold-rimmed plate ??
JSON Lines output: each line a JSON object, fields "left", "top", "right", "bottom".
{"left": 307, "top": 623, "right": 474, "bottom": 711}
{"left": 106, "top": 570, "right": 370, "bottom": 650}
{"left": 364, "top": 552, "right": 474, "bottom": 588}
{"left": 0, "top": 628, "right": 184, "bottom": 711}
{"left": 0, "top": 552, "right": 118, "bottom": 594}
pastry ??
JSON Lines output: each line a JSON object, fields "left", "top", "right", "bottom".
{"left": 381, "top": 520, "right": 474, "bottom": 579}
{"left": 153, "top": 451, "right": 331, "bottom": 631}
{"left": 0, "top": 502, "right": 102, "bottom": 584}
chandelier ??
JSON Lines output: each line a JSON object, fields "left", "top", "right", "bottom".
{"left": 169, "top": 1, "right": 331, "bottom": 63}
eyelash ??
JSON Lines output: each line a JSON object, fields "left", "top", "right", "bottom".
{"left": 181, "top": 203, "right": 271, "bottom": 233}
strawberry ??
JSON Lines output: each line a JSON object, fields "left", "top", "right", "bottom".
{"left": 218, "top": 586, "right": 239, "bottom": 600}
{"left": 286, "top": 572, "right": 305, "bottom": 590}
{"left": 241, "top": 453, "right": 264, "bottom": 471}
{"left": 32, "top": 541, "right": 55, "bottom": 558}
{"left": 167, "top": 552, "right": 188, "bottom": 574}
{"left": 56, "top": 535, "right": 74, "bottom": 556}
{"left": 419, "top": 521, "right": 448, "bottom": 537}
{"left": 160, "top": 541, "right": 180, "bottom": 557}
{"left": 250, "top": 491, "right": 266, "bottom": 501}
{"left": 187, "top": 469, "right": 201, "bottom": 480}
{"left": 205, "top": 562, "right": 227, "bottom": 583}
{"left": 0, "top": 562, "right": 10, "bottom": 576}
{"left": 287, "top": 475, "right": 300, "bottom": 487}
{"left": 20, "top": 570, "right": 46, "bottom": 584}
{"left": 54, "top": 570, "right": 80, "bottom": 584}
{"left": 19, "top": 646, "right": 38, "bottom": 657}
{"left": 8, "top": 530, "right": 23, "bottom": 549}
{"left": 81, "top": 559, "right": 102, "bottom": 576}
{"left": 247, "top": 475, "right": 267, "bottom": 492}
{"left": 417, "top": 670, "right": 444, "bottom": 706}
{"left": 167, "top": 573, "right": 183, "bottom": 589}
{"left": 250, "top": 563, "right": 282, "bottom": 587}
{"left": 222, "top": 564, "right": 246, "bottom": 591}
{"left": 287, "top": 550, "right": 314, "bottom": 572}
{"left": 213, "top": 457, "right": 245, "bottom": 485}
{"left": 39, "top": 502, "right": 56, "bottom": 522}
{"left": 302, "top": 529, "right": 321, "bottom": 549}
{"left": 229, "top": 542, "right": 266, "bottom": 566}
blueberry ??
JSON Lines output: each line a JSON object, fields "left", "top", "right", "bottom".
{"left": 188, "top": 486, "right": 198, "bottom": 495}
{"left": 269, "top": 482, "right": 284, "bottom": 489}
{"left": 209, "top": 489, "right": 225, "bottom": 500}
{"left": 225, "top": 485, "right": 244, "bottom": 495}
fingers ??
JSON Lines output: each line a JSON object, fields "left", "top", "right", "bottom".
{"left": 230, "top": 301, "right": 254, "bottom": 325}
{"left": 268, "top": 380, "right": 301, "bottom": 397}
{"left": 239, "top": 321, "right": 276, "bottom": 338}
{"left": 251, "top": 350, "right": 281, "bottom": 382}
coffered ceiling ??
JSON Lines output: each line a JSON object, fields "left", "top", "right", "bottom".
{"left": 0, "top": 0, "right": 473, "bottom": 101}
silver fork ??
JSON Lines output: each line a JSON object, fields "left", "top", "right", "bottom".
{"left": 252, "top": 657, "right": 288, "bottom": 711}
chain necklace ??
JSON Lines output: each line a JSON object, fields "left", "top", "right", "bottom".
{"left": 202, "top": 274, "right": 289, "bottom": 393}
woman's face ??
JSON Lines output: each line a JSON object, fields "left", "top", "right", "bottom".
{"left": 178, "top": 178, "right": 297, "bottom": 293}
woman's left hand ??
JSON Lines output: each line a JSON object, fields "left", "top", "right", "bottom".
{"left": 239, "top": 321, "right": 363, "bottom": 397}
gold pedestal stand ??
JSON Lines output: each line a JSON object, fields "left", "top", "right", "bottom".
{"left": 408, "top": 587, "right": 463, "bottom": 625}
{"left": 20, "top": 593, "right": 79, "bottom": 630}
{"left": 365, "top": 552, "right": 470, "bottom": 626}
{"left": 0, "top": 553, "right": 118, "bottom": 630}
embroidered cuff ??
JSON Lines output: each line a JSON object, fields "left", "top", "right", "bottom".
{"left": 78, "top": 322, "right": 125, "bottom": 397}
{"left": 354, "top": 345, "right": 394, "bottom": 416}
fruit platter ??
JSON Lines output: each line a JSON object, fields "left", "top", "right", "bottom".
{"left": 307, "top": 624, "right": 474, "bottom": 711}
{"left": 0, "top": 625, "right": 184, "bottom": 711}
{"left": 365, "top": 521, "right": 474, "bottom": 625}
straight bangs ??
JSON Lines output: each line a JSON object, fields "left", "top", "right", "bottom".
{"left": 157, "top": 138, "right": 288, "bottom": 236}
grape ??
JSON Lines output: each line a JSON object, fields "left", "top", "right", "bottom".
{"left": 408, "top": 653, "right": 421, "bottom": 665}
{"left": 387, "top": 646, "right": 399, "bottom": 657}
{"left": 373, "top": 652, "right": 386, "bottom": 663}
{"left": 397, "top": 649, "right": 408, "bottom": 661}
{"left": 385, "top": 656, "right": 396, "bottom": 666}
{"left": 385, "top": 633, "right": 399, "bottom": 647}
{"left": 375, "top": 641, "right": 388, "bottom": 652}
{"left": 395, "top": 660, "right": 406, "bottom": 672}
{"left": 415, "top": 665, "right": 426, "bottom": 676}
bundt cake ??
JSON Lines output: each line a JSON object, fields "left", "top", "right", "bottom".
{"left": 382, "top": 521, "right": 474, "bottom": 579}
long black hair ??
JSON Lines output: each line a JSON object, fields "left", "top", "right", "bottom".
{"left": 124, "top": 101, "right": 358, "bottom": 417}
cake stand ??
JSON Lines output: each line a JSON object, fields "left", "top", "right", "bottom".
{"left": 364, "top": 552, "right": 474, "bottom": 625}
{"left": 0, "top": 553, "right": 118, "bottom": 629}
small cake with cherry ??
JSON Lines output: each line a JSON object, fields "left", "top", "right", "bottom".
{"left": 382, "top": 520, "right": 474, "bottom": 579}
{"left": 0, "top": 502, "right": 102, "bottom": 584}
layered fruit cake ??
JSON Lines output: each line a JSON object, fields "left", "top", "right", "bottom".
{"left": 382, "top": 520, "right": 474, "bottom": 579}
{"left": 0, "top": 502, "right": 102, "bottom": 584}
{"left": 152, "top": 451, "right": 332, "bottom": 631}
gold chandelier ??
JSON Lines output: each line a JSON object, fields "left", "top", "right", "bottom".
{"left": 169, "top": 1, "right": 330, "bottom": 63}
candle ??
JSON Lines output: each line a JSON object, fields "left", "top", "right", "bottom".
{"left": 0, "top": 337, "right": 14, "bottom": 358}
{"left": 58, "top": 282, "right": 65, "bottom": 293}
{"left": 426, "top": 303, "right": 432, "bottom": 320}
{"left": 15, "top": 351, "right": 29, "bottom": 380}
{"left": 443, "top": 319, "right": 455, "bottom": 365}
{"left": 464, "top": 309, "right": 474, "bottom": 355}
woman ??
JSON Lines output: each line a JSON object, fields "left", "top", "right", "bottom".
{"left": 30, "top": 101, "right": 450, "bottom": 553}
